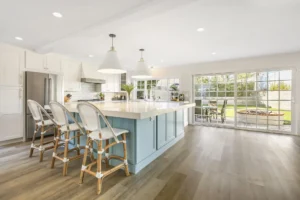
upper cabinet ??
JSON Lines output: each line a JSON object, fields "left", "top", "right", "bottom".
{"left": 62, "top": 59, "right": 82, "bottom": 91}
{"left": 45, "top": 53, "right": 62, "bottom": 72}
{"left": 101, "top": 74, "right": 120, "bottom": 92}
{"left": 0, "top": 44, "right": 24, "bottom": 87}
{"left": 25, "top": 50, "right": 61, "bottom": 73}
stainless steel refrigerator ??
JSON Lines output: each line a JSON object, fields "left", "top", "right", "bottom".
{"left": 25, "top": 71, "right": 57, "bottom": 140}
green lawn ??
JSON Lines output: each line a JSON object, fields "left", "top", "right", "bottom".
{"left": 217, "top": 105, "right": 291, "bottom": 122}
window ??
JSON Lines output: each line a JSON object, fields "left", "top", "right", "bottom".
{"left": 134, "top": 78, "right": 180, "bottom": 100}
{"left": 193, "top": 69, "right": 292, "bottom": 133}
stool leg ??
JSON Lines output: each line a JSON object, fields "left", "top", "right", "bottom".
{"left": 39, "top": 125, "right": 45, "bottom": 162}
{"left": 51, "top": 128, "right": 60, "bottom": 169}
{"left": 29, "top": 125, "right": 38, "bottom": 157}
{"left": 63, "top": 131, "right": 69, "bottom": 176}
{"left": 76, "top": 131, "right": 81, "bottom": 156}
{"left": 96, "top": 141, "right": 103, "bottom": 195}
{"left": 122, "top": 133, "right": 130, "bottom": 177}
{"left": 104, "top": 140, "right": 109, "bottom": 168}
{"left": 80, "top": 137, "right": 90, "bottom": 184}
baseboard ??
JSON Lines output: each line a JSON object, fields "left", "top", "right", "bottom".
{"left": 0, "top": 137, "right": 23, "bottom": 146}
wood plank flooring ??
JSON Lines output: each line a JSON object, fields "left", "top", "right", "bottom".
{"left": 1, "top": 125, "right": 300, "bottom": 200}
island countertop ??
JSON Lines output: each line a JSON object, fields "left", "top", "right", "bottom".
{"left": 65, "top": 101, "right": 195, "bottom": 119}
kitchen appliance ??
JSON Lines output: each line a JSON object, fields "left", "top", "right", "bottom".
{"left": 25, "top": 71, "right": 58, "bottom": 140}
{"left": 77, "top": 99, "right": 103, "bottom": 102}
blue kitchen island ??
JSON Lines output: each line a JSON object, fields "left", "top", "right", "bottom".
{"left": 65, "top": 101, "right": 195, "bottom": 174}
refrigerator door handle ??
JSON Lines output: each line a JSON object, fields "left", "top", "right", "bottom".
{"left": 44, "top": 78, "right": 48, "bottom": 105}
{"left": 48, "top": 78, "right": 52, "bottom": 103}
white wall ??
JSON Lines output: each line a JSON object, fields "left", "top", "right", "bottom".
{"left": 151, "top": 51, "right": 300, "bottom": 135}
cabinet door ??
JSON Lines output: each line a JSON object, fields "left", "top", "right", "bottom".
{"left": 25, "top": 50, "right": 45, "bottom": 71}
{"left": 114, "top": 74, "right": 120, "bottom": 92}
{"left": 45, "top": 54, "right": 61, "bottom": 72}
{"left": 166, "top": 112, "right": 176, "bottom": 141}
{"left": 0, "top": 86, "right": 23, "bottom": 141}
{"left": 0, "top": 45, "right": 23, "bottom": 87}
{"left": 62, "top": 59, "right": 81, "bottom": 91}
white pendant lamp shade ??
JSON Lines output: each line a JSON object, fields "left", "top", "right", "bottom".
{"left": 98, "top": 34, "right": 126, "bottom": 74}
{"left": 131, "top": 49, "right": 152, "bottom": 79}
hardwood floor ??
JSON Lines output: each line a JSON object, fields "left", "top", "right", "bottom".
{"left": 1, "top": 125, "right": 300, "bottom": 200}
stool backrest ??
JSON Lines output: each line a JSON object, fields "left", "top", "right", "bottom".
{"left": 49, "top": 101, "right": 84, "bottom": 134}
{"left": 49, "top": 101, "right": 68, "bottom": 126}
{"left": 77, "top": 102, "right": 119, "bottom": 143}
{"left": 27, "top": 99, "right": 55, "bottom": 124}
{"left": 27, "top": 100, "right": 43, "bottom": 121}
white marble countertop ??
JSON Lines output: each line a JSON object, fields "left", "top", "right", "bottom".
{"left": 65, "top": 101, "right": 195, "bottom": 119}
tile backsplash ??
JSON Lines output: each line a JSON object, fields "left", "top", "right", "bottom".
{"left": 64, "top": 83, "right": 99, "bottom": 101}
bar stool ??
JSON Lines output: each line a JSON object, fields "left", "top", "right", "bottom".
{"left": 77, "top": 102, "right": 130, "bottom": 195}
{"left": 49, "top": 101, "right": 85, "bottom": 176}
{"left": 27, "top": 100, "right": 57, "bottom": 162}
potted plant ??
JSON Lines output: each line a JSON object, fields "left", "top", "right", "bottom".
{"left": 99, "top": 92, "right": 105, "bottom": 100}
{"left": 121, "top": 83, "right": 135, "bottom": 100}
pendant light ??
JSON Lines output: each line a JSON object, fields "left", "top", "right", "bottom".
{"left": 98, "top": 34, "right": 126, "bottom": 74}
{"left": 131, "top": 49, "right": 152, "bottom": 79}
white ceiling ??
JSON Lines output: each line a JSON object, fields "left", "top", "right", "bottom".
{"left": 1, "top": 0, "right": 300, "bottom": 69}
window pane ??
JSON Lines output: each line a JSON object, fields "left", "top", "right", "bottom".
{"left": 257, "top": 82, "right": 267, "bottom": 91}
{"left": 268, "top": 71, "right": 279, "bottom": 81}
{"left": 247, "top": 82, "right": 255, "bottom": 90}
{"left": 280, "top": 70, "right": 292, "bottom": 80}
{"left": 218, "top": 83, "right": 226, "bottom": 91}
{"left": 268, "top": 81, "right": 279, "bottom": 91}
{"left": 279, "top": 81, "right": 291, "bottom": 91}
{"left": 257, "top": 72, "right": 268, "bottom": 81}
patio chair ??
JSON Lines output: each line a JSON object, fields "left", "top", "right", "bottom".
{"left": 217, "top": 100, "right": 227, "bottom": 123}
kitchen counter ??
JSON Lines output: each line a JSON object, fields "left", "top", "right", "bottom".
{"left": 66, "top": 100, "right": 195, "bottom": 174}
{"left": 65, "top": 101, "right": 195, "bottom": 119}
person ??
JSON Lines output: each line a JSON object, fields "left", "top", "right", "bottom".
{"left": 64, "top": 94, "right": 72, "bottom": 103}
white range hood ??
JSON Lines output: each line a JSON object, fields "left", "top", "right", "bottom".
{"left": 81, "top": 63, "right": 106, "bottom": 84}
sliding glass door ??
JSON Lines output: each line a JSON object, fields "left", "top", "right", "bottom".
{"left": 194, "top": 73, "right": 235, "bottom": 127}
{"left": 193, "top": 69, "right": 293, "bottom": 134}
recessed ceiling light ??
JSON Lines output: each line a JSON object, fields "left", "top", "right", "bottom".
{"left": 88, "top": 55, "right": 94, "bottom": 58}
{"left": 212, "top": 52, "right": 216, "bottom": 55}
{"left": 197, "top": 28, "right": 205, "bottom": 32}
{"left": 52, "top": 12, "right": 63, "bottom": 18}
{"left": 15, "top": 37, "right": 23, "bottom": 41}
{"left": 160, "top": 59, "right": 164, "bottom": 63}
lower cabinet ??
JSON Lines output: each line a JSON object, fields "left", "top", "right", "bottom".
{"left": 157, "top": 112, "right": 176, "bottom": 149}
{"left": 176, "top": 110, "right": 184, "bottom": 137}
{"left": 0, "top": 86, "right": 23, "bottom": 141}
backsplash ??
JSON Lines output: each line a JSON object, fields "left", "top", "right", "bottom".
{"left": 64, "top": 83, "right": 99, "bottom": 101}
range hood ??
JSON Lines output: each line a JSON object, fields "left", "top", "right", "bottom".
{"left": 81, "top": 78, "right": 106, "bottom": 84}
{"left": 81, "top": 64, "right": 106, "bottom": 84}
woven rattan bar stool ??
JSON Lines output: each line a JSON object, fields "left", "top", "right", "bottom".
{"left": 77, "top": 102, "right": 130, "bottom": 195}
{"left": 49, "top": 101, "right": 85, "bottom": 176}
{"left": 27, "top": 100, "right": 57, "bottom": 162}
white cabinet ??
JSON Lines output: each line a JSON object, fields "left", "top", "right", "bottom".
{"left": 25, "top": 50, "right": 45, "bottom": 71}
{"left": 25, "top": 51, "right": 61, "bottom": 73}
{"left": 62, "top": 59, "right": 82, "bottom": 91}
{"left": 45, "top": 53, "right": 61, "bottom": 72}
{"left": 0, "top": 45, "right": 24, "bottom": 87}
{"left": 101, "top": 74, "right": 120, "bottom": 92}
{"left": 0, "top": 44, "right": 23, "bottom": 141}
{"left": 0, "top": 86, "right": 23, "bottom": 141}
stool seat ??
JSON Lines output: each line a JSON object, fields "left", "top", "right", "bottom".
{"left": 88, "top": 128, "right": 128, "bottom": 141}
{"left": 60, "top": 123, "right": 83, "bottom": 132}
{"left": 37, "top": 119, "right": 54, "bottom": 127}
